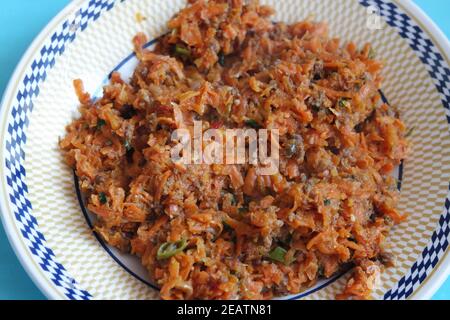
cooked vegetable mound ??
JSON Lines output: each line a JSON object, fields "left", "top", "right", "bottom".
{"left": 60, "top": 0, "right": 408, "bottom": 300}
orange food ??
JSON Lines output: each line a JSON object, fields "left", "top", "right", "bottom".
{"left": 60, "top": 0, "right": 408, "bottom": 300}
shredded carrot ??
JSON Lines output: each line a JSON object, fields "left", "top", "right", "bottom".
{"left": 60, "top": 0, "right": 408, "bottom": 300}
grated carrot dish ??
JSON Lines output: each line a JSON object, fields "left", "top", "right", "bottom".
{"left": 60, "top": 0, "right": 408, "bottom": 300}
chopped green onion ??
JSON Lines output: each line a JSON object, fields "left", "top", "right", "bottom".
{"left": 324, "top": 199, "right": 331, "bottom": 206}
{"left": 268, "top": 246, "right": 289, "bottom": 264}
{"left": 157, "top": 239, "right": 188, "bottom": 260}
{"left": 338, "top": 98, "right": 350, "bottom": 109}
{"left": 245, "top": 119, "right": 262, "bottom": 129}
{"left": 99, "top": 192, "right": 107, "bottom": 204}
{"left": 96, "top": 119, "right": 106, "bottom": 130}
{"left": 174, "top": 44, "right": 191, "bottom": 59}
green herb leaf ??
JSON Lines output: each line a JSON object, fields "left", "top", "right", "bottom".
{"left": 218, "top": 52, "right": 225, "bottom": 67}
{"left": 157, "top": 239, "right": 188, "bottom": 260}
{"left": 324, "top": 199, "right": 331, "bottom": 206}
{"left": 99, "top": 192, "right": 107, "bottom": 204}
{"left": 268, "top": 246, "right": 289, "bottom": 264}
{"left": 124, "top": 139, "right": 132, "bottom": 152}
{"left": 96, "top": 119, "right": 106, "bottom": 130}
{"left": 245, "top": 119, "right": 262, "bottom": 129}
{"left": 317, "top": 265, "right": 325, "bottom": 277}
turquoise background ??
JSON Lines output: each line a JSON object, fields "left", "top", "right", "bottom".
{"left": 0, "top": 0, "right": 449, "bottom": 300}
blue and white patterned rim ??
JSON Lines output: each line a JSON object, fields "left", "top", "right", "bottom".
{"left": 360, "top": 0, "right": 450, "bottom": 300}
{"left": 0, "top": 0, "right": 449, "bottom": 300}
{"left": 2, "top": 0, "right": 120, "bottom": 301}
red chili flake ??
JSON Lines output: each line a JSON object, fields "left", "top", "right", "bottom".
{"left": 210, "top": 120, "right": 223, "bottom": 129}
{"left": 155, "top": 104, "right": 173, "bottom": 115}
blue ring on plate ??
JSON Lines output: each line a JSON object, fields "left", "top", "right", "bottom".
{"left": 2, "top": 0, "right": 450, "bottom": 300}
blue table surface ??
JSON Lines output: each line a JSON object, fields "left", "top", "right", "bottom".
{"left": 0, "top": 0, "right": 449, "bottom": 300}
